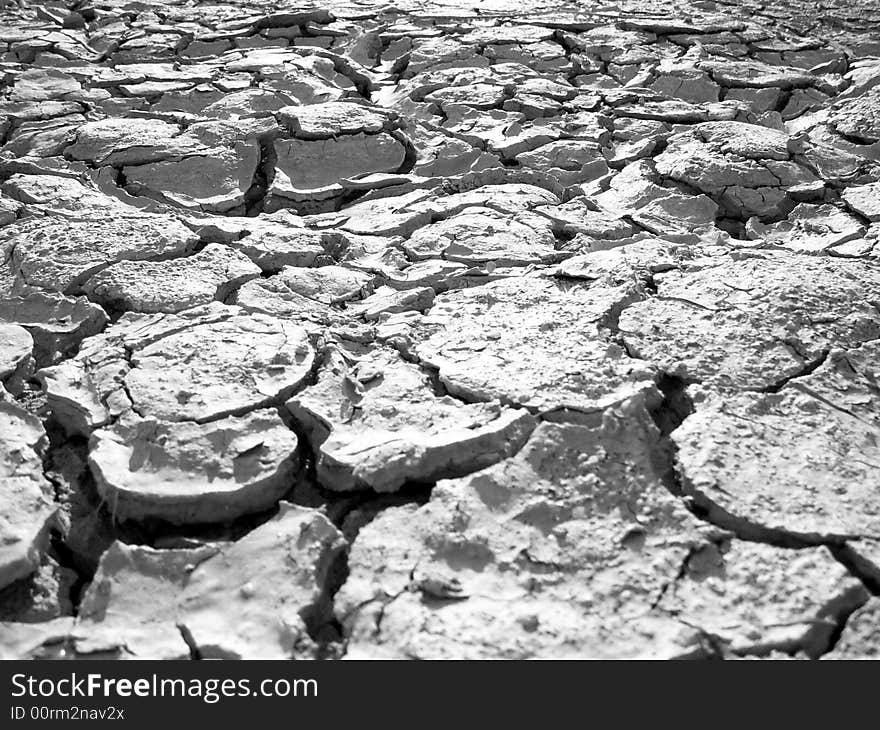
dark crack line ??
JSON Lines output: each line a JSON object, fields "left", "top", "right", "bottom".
{"left": 758, "top": 347, "right": 829, "bottom": 393}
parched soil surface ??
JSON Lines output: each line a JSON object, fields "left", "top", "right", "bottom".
{"left": 1, "top": 0, "right": 880, "bottom": 660}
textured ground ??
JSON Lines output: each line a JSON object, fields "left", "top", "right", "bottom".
{"left": 1, "top": 0, "right": 880, "bottom": 660}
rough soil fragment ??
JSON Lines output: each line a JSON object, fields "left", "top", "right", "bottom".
{"left": 234, "top": 265, "right": 370, "bottom": 331}
{"left": 270, "top": 133, "right": 406, "bottom": 202}
{"left": 842, "top": 182, "right": 880, "bottom": 221}
{"left": 0, "top": 558, "right": 75, "bottom": 623}
{"left": 0, "top": 322, "right": 33, "bottom": 394}
{"left": 288, "top": 345, "right": 536, "bottom": 492}
{"left": 700, "top": 58, "right": 816, "bottom": 89}
{"left": 656, "top": 540, "right": 868, "bottom": 657}
{"left": 403, "top": 207, "right": 562, "bottom": 266}
{"left": 824, "top": 599, "right": 880, "bottom": 658}
{"left": 226, "top": 224, "right": 345, "bottom": 272}
{"left": 178, "top": 503, "right": 346, "bottom": 659}
{"left": 40, "top": 303, "right": 315, "bottom": 432}
{"left": 619, "top": 253, "right": 880, "bottom": 391}
{"left": 0, "top": 402, "right": 57, "bottom": 590}
{"left": 0, "top": 618, "right": 73, "bottom": 660}
{"left": 594, "top": 160, "right": 719, "bottom": 233}
{"left": 239, "top": 260, "right": 369, "bottom": 302}
{"left": 66, "top": 117, "right": 194, "bottom": 166}
{"left": 82, "top": 243, "right": 261, "bottom": 314}
{"left": 349, "top": 286, "right": 435, "bottom": 321}
{"left": 2, "top": 174, "right": 122, "bottom": 213}
{"left": 75, "top": 503, "right": 345, "bottom": 659}
{"left": 125, "top": 310, "right": 314, "bottom": 423}
{"left": 654, "top": 121, "right": 819, "bottom": 219}
{"left": 673, "top": 341, "right": 880, "bottom": 542}
{"left": 830, "top": 87, "right": 880, "bottom": 144}
{"left": 74, "top": 543, "right": 217, "bottom": 659}
{"left": 2, "top": 214, "right": 200, "bottom": 293}
{"left": 123, "top": 142, "right": 261, "bottom": 213}
{"left": 0, "top": 292, "right": 107, "bottom": 365}
{"left": 553, "top": 238, "right": 688, "bottom": 282}
{"left": 408, "top": 276, "right": 656, "bottom": 417}
{"left": 276, "top": 102, "right": 395, "bottom": 139}
{"left": 746, "top": 203, "right": 866, "bottom": 252}
{"left": 89, "top": 409, "right": 300, "bottom": 524}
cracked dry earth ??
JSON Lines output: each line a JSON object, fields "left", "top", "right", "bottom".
{"left": 1, "top": 0, "right": 880, "bottom": 662}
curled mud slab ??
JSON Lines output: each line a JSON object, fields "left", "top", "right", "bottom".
{"left": 1, "top": 0, "right": 879, "bottom": 659}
